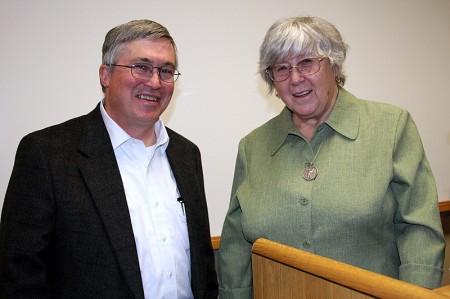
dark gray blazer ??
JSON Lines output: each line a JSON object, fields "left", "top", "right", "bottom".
{"left": 0, "top": 104, "right": 218, "bottom": 299}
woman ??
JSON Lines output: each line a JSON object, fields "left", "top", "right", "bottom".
{"left": 218, "top": 16, "right": 444, "bottom": 298}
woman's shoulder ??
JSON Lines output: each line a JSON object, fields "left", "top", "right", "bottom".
{"left": 240, "top": 109, "right": 288, "bottom": 144}
{"left": 342, "top": 88, "right": 408, "bottom": 117}
{"left": 335, "top": 89, "right": 410, "bottom": 131}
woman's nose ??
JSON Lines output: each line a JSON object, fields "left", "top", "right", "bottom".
{"left": 289, "top": 67, "right": 306, "bottom": 83}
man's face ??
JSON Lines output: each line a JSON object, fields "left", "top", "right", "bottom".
{"left": 100, "top": 38, "right": 176, "bottom": 136}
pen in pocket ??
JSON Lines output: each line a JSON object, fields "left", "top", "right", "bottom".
{"left": 177, "top": 197, "right": 185, "bottom": 215}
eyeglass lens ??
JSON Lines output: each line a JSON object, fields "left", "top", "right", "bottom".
{"left": 268, "top": 58, "right": 321, "bottom": 82}
{"left": 131, "top": 64, "right": 179, "bottom": 82}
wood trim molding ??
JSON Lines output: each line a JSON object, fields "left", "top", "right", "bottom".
{"left": 211, "top": 235, "right": 221, "bottom": 250}
{"left": 440, "top": 201, "right": 450, "bottom": 213}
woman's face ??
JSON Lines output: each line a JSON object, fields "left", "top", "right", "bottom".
{"left": 273, "top": 55, "right": 339, "bottom": 126}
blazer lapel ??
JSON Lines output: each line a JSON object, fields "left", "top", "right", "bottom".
{"left": 77, "top": 106, "right": 145, "bottom": 299}
{"left": 165, "top": 131, "right": 194, "bottom": 203}
{"left": 165, "top": 129, "right": 213, "bottom": 298}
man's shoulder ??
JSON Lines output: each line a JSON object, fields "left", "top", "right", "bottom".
{"left": 165, "top": 127, "right": 201, "bottom": 158}
{"left": 22, "top": 106, "right": 102, "bottom": 145}
{"left": 166, "top": 127, "right": 198, "bottom": 148}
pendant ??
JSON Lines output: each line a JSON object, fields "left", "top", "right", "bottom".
{"left": 303, "top": 163, "right": 318, "bottom": 181}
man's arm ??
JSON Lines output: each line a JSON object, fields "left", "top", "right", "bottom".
{"left": 0, "top": 134, "right": 55, "bottom": 298}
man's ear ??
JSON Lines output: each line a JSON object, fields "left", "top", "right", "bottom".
{"left": 99, "top": 64, "right": 111, "bottom": 89}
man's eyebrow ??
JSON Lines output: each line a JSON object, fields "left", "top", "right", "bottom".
{"left": 136, "top": 57, "right": 152, "bottom": 63}
{"left": 134, "top": 57, "right": 175, "bottom": 67}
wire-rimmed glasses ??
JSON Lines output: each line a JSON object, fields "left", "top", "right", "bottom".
{"left": 110, "top": 63, "right": 181, "bottom": 83}
{"left": 266, "top": 57, "right": 325, "bottom": 82}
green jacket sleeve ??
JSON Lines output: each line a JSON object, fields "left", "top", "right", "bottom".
{"left": 219, "top": 140, "right": 253, "bottom": 299}
{"left": 391, "top": 110, "right": 444, "bottom": 288}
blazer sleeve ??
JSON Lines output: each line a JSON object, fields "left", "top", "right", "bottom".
{"left": 0, "top": 134, "right": 55, "bottom": 298}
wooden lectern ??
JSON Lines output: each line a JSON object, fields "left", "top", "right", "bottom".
{"left": 252, "top": 238, "right": 449, "bottom": 299}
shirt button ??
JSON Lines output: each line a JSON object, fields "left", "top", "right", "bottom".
{"left": 299, "top": 197, "right": 309, "bottom": 206}
{"left": 155, "top": 201, "right": 159, "bottom": 207}
{"left": 162, "top": 236, "right": 166, "bottom": 242}
{"left": 302, "top": 240, "right": 311, "bottom": 248}
{"left": 169, "top": 272, "right": 173, "bottom": 278}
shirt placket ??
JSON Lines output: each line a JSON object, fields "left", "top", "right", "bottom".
{"left": 144, "top": 144, "right": 178, "bottom": 298}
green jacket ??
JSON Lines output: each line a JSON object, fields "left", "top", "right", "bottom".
{"left": 219, "top": 87, "right": 444, "bottom": 298}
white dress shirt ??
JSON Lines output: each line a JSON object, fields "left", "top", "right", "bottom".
{"left": 100, "top": 102, "right": 193, "bottom": 299}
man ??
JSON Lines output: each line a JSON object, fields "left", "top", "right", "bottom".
{"left": 0, "top": 19, "right": 218, "bottom": 299}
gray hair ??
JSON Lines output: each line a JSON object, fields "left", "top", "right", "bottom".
{"left": 259, "top": 16, "right": 348, "bottom": 93}
{"left": 101, "top": 19, "right": 177, "bottom": 91}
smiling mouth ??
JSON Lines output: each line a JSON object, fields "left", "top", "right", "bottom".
{"left": 293, "top": 90, "right": 312, "bottom": 97}
{"left": 137, "top": 94, "right": 159, "bottom": 102}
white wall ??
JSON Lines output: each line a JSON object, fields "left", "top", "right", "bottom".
{"left": 1, "top": 0, "right": 449, "bottom": 236}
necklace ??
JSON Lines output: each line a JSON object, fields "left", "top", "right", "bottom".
{"left": 303, "top": 141, "right": 324, "bottom": 181}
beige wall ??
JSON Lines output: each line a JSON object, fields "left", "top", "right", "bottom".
{"left": 1, "top": 0, "right": 449, "bottom": 236}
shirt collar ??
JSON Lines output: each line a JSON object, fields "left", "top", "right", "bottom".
{"left": 269, "top": 87, "right": 360, "bottom": 155}
{"left": 325, "top": 87, "right": 360, "bottom": 141}
{"left": 99, "top": 100, "right": 169, "bottom": 150}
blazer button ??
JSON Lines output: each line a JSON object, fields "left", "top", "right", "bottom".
{"left": 299, "top": 197, "right": 309, "bottom": 206}
{"left": 302, "top": 240, "right": 311, "bottom": 248}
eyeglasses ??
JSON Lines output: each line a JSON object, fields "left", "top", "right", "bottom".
{"left": 266, "top": 57, "right": 325, "bottom": 82}
{"left": 110, "top": 63, "right": 181, "bottom": 83}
